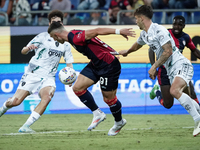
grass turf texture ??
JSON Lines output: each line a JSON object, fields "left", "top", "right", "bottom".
{"left": 0, "top": 114, "right": 199, "bottom": 150}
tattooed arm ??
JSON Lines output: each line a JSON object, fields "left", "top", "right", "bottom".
{"left": 153, "top": 41, "right": 172, "bottom": 69}
{"left": 148, "top": 41, "right": 173, "bottom": 80}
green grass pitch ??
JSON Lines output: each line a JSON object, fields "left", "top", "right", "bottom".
{"left": 0, "top": 114, "right": 199, "bottom": 150}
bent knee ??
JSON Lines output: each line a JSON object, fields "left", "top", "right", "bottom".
{"left": 9, "top": 97, "right": 22, "bottom": 106}
{"left": 41, "top": 95, "right": 52, "bottom": 104}
{"left": 170, "top": 88, "right": 179, "bottom": 98}
{"left": 104, "top": 96, "right": 117, "bottom": 106}
{"left": 164, "top": 104, "right": 173, "bottom": 109}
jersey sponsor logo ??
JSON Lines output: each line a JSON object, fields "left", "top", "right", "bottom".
{"left": 48, "top": 49, "right": 63, "bottom": 57}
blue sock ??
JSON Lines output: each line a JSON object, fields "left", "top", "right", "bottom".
{"left": 109, "top": 100, "right": 122, "bottom": 122}
{"left": 78, "top": 90, "right": 98, "bottom": 111}
{"left": 156, "top": 90, "right": 164, "bottom": 106}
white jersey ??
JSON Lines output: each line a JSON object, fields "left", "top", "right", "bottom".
{"left": 26, "top": 32, "right": 74, "bottom": 77}
{"left": 137, "top": 23, "right": 186, "bottom": 71}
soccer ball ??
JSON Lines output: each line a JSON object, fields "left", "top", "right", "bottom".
{"left": 58, "top": 67, "right": 77, "bottom": 85}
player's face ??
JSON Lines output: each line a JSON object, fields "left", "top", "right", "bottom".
{"left": 50, "top": 32, "right": 65, "bottom": 44}
{"left": 49, "top": 17, "right": 62, "bottom": 25}
{"left": 135, "top": 15, "right": 144, "bottom": 30}
{"left": 172, "top": 18, "right": 185, "bottom": 35}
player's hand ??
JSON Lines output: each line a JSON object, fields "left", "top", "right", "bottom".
{"left": 27, "top": 44, "right": 38, "bottom": 50}
{"left": 118, "top": 50, "right": 129, "bottom": 57}
{"left": 120, "top": 28, "right": 136, "bottom": 40}
{"left": 148, "top": 67, "right": 157, "bottom": 80}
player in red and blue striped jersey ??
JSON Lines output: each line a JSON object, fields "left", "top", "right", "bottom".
{"left": 48, "top": 22, "right": 135, "bottom": 136}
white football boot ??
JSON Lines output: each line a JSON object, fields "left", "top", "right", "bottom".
{"left": 0, "top": 106, "right": 7, "bottom": 117}
{"left": 108, "top": 118, "right": 127, "bottom": 136}
{"left": 87, "top": 112, "right": 106, "bottom": 131}
{"left": 193, "top": 120, "right": 200, "bottom": 137}
{"left": 18, "top": 125, "right": 35, "bottom": 133}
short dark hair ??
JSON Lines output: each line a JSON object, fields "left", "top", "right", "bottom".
{"left": 134, "top": 5, "right": 153, "bottom": 19}
{"left": 173, "top": 15, "right": 185, "bottom": 24}
{"left": 48, "top": 10, "right": 64, "bottom": 23}
{"left": 48, "top": 21, "right": 63, "bottom": 33}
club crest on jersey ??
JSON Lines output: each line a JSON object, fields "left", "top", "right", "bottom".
{"left": 21, "top": 81, "right": 26, "bottom": 86}
{"left": 182, "top": 40, "right": 186, "bottom": 46}
{"left": 55, "top": 41, "right": 59, "bottom": 47}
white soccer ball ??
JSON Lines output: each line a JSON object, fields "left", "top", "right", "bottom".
{"left": 58, "top": 67, "right": 77, "bottom": 85}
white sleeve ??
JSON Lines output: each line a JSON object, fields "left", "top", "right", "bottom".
{"left": 137, "top": 32, "right": 146, "bottom": 45}
{"left": 156, "top": 27, "right": 171, "bottom": 46}
{"left": 63, "top": 42, "right": 74, "bottom": 63}
{"left": 26, "top": 32, "right": 45, "bottom": 47}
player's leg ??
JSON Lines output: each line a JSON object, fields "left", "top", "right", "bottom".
{"left": 150, "top": 65, "right": 174, "bottom": 108}
{"left": 160, "top": 85, "right": 174, "bottom": 108}
{"left": 72, "top": 63, "right": 106, "bottom": 131}
{"left": 0, "top": 89, "right": 29, "bottom": 117}
{"left": 100, "top": 58, "right": 126, "bottom": 136}
{"left": 19, "top": 86, "right": 55, "bottom": 133}
{"left": 169, "top": 61, "right": 200, "bottom": 136}
{"left": 189, "top": 81, "right": 199, "bottom": 104}
{"left": 101, "top": 89, "right": 126, "bottom": 136}
{"left": 183, "top": 86, "right": 200, "bottom": 114}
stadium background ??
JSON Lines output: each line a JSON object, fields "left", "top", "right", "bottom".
{"left": 0, "top": 25, "right": 200, "bottom": 114}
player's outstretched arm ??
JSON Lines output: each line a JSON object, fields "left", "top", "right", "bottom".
{"left": 85, "top": 28, "right": 136, "bottom": 41}
{"left": 192, "top": 48, "right": 200, "bottom": 59}
{"left": 112, "top": 42, "right": 142, "bottom": 57}
{"left": 21, "top": 44, "right": 38, "bottom": 55}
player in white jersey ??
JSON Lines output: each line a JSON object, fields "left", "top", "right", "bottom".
{"left": 115, "top": 5, "right": 200, "bottom": 137}
{"left": 0, "top": 10, "right": 74, "bottom": 133}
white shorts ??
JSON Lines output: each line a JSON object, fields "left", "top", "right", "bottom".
{"left": 167, "top": 59, "right": 193, "bottom": 86}
{"left": 17, "top": 73, "right": 56, "bottom": 94}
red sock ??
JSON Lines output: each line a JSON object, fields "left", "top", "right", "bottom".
{"left": 159, "top": 99, "right": 164, "bottom": 106}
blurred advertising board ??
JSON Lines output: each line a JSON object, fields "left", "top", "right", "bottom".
{"left": 0, "top": 63, "right": 200, "bottom": 114}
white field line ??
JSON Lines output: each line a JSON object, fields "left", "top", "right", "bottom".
{"left": 1, "top": 126, "right": 194, "bottom": 136}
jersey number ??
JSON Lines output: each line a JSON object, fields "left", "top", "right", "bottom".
{"left": 100, "top": 77, "right": 108, "bottom": 86}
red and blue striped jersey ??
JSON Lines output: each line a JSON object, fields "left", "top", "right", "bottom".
{"left": 68, "top": 30, "right": 116, "bottom": 68}
{"left": 168, "top": 29, "right": 196, "bottom": 53}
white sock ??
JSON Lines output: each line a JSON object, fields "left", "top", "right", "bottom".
{"left": 192, "top": 100, "right": 200, "bottom": 114}
{"left": 178, "top": 93, "right": 200, "bottom": 122}
{"left": 23, "top": 111, "right": 41, "bottom": 127}
{"left": 115, "top": 119, "right": 123, "bottom": 125}
{"left": 2, "top": 101, "right": 10, "bottom": 111}
{"left": 93, "top": 108, "right": 102, "bottom": 116}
